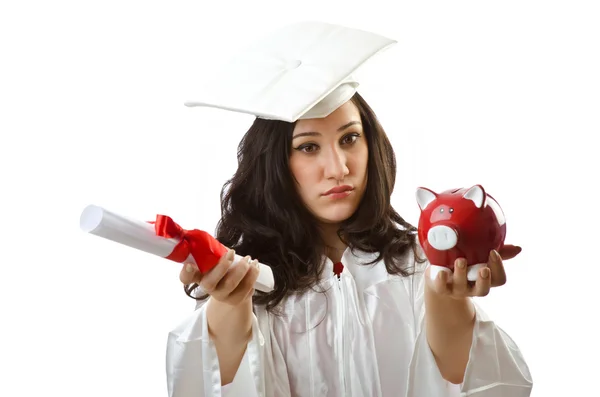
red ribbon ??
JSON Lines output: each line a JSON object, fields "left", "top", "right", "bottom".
{"left": 150, "top": 215, "right": 228, "bottom": 273}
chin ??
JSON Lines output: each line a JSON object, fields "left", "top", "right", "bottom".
{"left": 315, "top": 207, "right": 358, "bottom": 224}
{"left": 318, "top": 216, "right": 350, "bottom": 224}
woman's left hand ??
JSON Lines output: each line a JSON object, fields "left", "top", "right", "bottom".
{"left": 427, "top": 244, "right": 522, "bottom": 299}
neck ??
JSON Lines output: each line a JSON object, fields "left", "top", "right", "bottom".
{"left": 319, "top": 223, "right": 347, "bottom": 263}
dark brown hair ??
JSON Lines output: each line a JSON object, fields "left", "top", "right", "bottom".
{"left": 185, "top": 92, "right": 424, "bottom": 312}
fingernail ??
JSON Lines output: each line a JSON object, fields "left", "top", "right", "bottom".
{"left": 253, "top": 259, "right": 260, "bottom": 269}
{"left": 494, "top": 250, "right": 502, "bottom": 261}
{"left": 481, "top": 267, "right": 490, "bottom": 278}
{"left": 457, "top": 259, "right": 465, "bottom": 269}
{"left": 438, "top": 270, "right": 446, "bottom": 281}
{"left": 227, "top": 249, "right": 235, "bottom": 260}
{"left": 185, "top": 263, "right": 194, "bottom": 273}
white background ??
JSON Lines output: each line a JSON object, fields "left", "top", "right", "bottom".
{"left": 1, "top": 1, "right": 598, "bottom": 396}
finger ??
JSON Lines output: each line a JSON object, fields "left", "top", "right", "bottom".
{"left": 226, "top": 259, "right": 260, "bottom": 306}
{"left": 200, "top": 249, "right": 236, "bottom": 293}
{"left": 434, "top": 269, "right": 452, "bottom": 295}
{"left": 498, "top": 244, "right": 522, "bottom": 260}
{"left": 452, "top": 258, "right": 469, "bottom": 295}
{"left": 472, "top": 266, "right": 492, "bottom": 296}
{"left": 488, "top": 250, "right": 507, "bottom": 286}
{"left": 180, "top": 262, "right": 203, "bottom": 285}
{"left": 213, "top": 255, "right": 253, "bottom": 297}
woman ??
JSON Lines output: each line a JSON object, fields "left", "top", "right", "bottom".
{"left": 167, "top": 22, "right": 532, "bottom": 397}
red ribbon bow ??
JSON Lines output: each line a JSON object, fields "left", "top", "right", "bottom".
{"left": 150, "top": 215, "right": 228, "bottom": 273}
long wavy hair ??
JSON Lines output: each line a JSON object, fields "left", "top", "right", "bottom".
{"left": 185, "top": 92, "right": 424, "bottom": 312}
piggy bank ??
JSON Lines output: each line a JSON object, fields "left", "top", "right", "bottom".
{"left": 416, "top": 184, "right": 506, "bottom": 281}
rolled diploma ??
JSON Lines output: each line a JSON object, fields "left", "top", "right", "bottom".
{"left": 79, "top": 205, "right": 274, "bottom": 293}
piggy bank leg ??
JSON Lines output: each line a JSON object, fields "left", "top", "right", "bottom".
{"left": 429, "top": 265, "right": 453, "bottom": 283}
{"left": 466, "top": 263, "right": 487, "bottom": 282}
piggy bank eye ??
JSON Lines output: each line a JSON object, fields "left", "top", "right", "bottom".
{"left": 440, "top": 208, "right": 444, "bottom": 213}
{"left": 449, "top": 208, "right": 454, "bottom": 213}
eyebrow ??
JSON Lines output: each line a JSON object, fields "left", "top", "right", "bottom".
{"left": 292, "top": 121, "right": 362, "bottom": 140}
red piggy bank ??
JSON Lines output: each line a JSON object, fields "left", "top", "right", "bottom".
{"left": 416, "top": 184, "right": 506, "bottom": 281}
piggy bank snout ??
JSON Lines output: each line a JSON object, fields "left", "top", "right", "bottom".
{"left": 427, "top": 225, "right": 458, "bottom": 250}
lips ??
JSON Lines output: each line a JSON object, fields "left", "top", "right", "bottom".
{"left": 323, "top": 185, "right": 353, "bottom": 196}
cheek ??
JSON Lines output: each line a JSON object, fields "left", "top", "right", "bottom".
{"left": 290, "top": 157, "right": 316, "bottom": 191}
{"left": 353, "top": 147, "right": 369, "bottom": 181}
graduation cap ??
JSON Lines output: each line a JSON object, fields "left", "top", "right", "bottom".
{"left": 184, "top": 21, "right": 397, "bottom": 123}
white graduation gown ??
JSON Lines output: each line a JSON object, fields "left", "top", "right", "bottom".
{"left": 166, "top": 248, "right": 532, "bottom": 397}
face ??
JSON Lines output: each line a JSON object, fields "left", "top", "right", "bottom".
{"left": 289, "top": 100, "right": 369, "bottom": 225}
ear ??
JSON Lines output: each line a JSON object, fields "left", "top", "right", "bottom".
{"left": 463, "top": 184, "right": 486, "bottom": 208}
{"left": 416, "top": 187, "right": 437, "bottom": 211}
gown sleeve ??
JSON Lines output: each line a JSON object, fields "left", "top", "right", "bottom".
{"left": 165, "top": 295, "right": 292, "bottom": 397}
{"left": 405, "top": 259, "right": 533, "bottom": 397}
{"left": 165, "top": 295, "right": 263, "bottom": 397}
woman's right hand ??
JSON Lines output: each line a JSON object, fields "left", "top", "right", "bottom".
{"left": 179, "top": 249, "right": 260, "bottom": 306}
{"left": 180, "top": 249, "right": 259, "bottom": 384}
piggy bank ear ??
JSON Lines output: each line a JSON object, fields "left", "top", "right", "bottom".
{"left": 463, "top": 184, "right": 486, "bottom": 208}
{"left": 416, "top": 187, "right": 437, "bottom": 211}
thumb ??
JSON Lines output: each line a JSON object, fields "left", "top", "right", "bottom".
{"left": 179, "top": 262, "right": 203, "bottom": 285}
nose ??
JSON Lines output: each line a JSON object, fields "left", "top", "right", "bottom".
{"left": 323, "top": 146, "right": 349, "bottom": 180}
{"left": 427, "top": 225, "right": 458, "bottom": 250}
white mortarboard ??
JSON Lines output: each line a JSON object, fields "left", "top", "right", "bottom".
{"left": 184, "top": 21, "right": 397, "bottom": 123}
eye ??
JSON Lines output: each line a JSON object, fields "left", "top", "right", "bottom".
{"left": 440, "top": 208, "right": 444, "bottom": 213}
{"left": 449, "top": 208, "right": 454, "bottom": 213}
{"left": 295, "top": 143, "right": 319, "bottom": 153}
{"left": 341, "top": 133, "right": 361, "bottom": 145}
